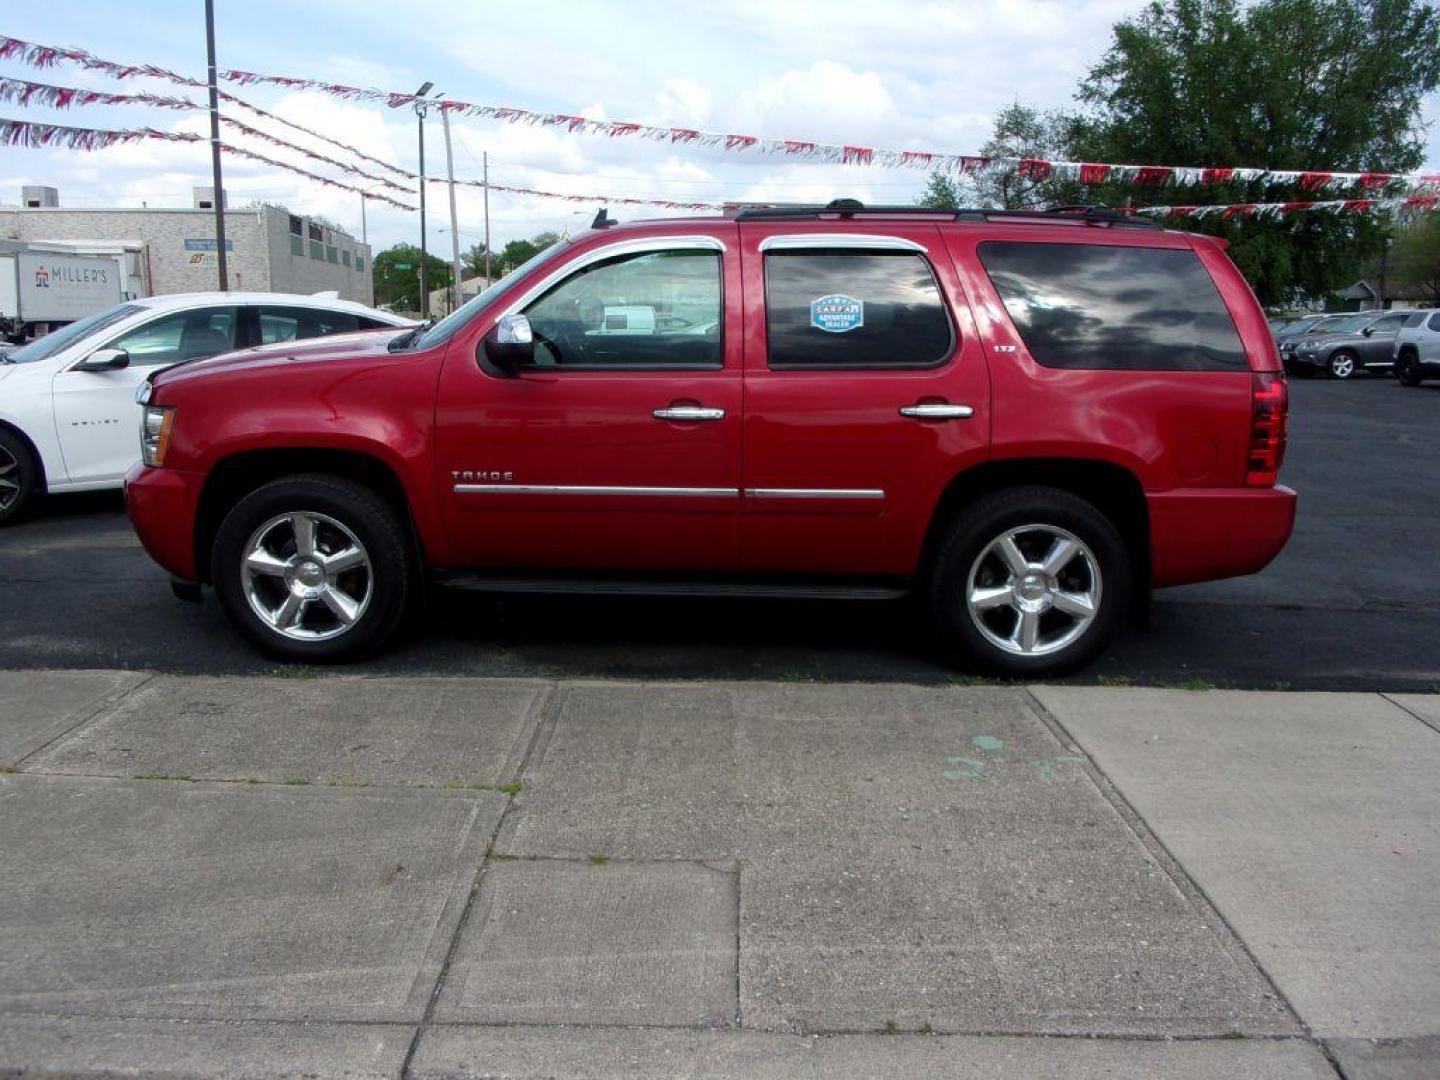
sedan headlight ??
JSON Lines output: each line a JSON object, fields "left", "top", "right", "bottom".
{"left": 140, "top": 405, "right": 176, "bottom": 467}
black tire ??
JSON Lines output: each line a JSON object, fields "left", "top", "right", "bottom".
{"left": 929, "top": 486, "right": 1131, "bottom": 678}
{"left": 1396, "top": 352, "right": 1423, "bottom": 387}
{"left": 0, "top": 427, "right": 40, "bottom": 527}
{"left": 211, "top": 474, "right": 416, "bottom": 662}
{"left": 1327, "top": 350, "right": 1359, "bottom": 380}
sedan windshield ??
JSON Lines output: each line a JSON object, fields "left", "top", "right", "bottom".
{"left": 5, "top": 303, "right": 143, "bottom": 364}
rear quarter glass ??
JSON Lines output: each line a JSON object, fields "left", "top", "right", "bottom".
{"left": 975, "top": 240, "right": 1249, "bottom": 372}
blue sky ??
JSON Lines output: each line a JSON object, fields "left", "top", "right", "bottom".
{"left": 2, "top": 0, "right": 1437, "bottom": 256}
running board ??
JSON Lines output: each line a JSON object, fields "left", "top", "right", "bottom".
{"left": 436, "top": 572, "right": 911, "bottom": 602}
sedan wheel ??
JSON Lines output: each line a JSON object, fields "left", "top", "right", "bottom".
{"left": 0, "top": 430, "right": 38, "bottom": 526}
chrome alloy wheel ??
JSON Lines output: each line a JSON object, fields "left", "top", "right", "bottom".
{"left": 0, "top": 444, "right": 18, "bottom": 512}
{"left": 241, "top": 512, "right": 373, "bottom": 641}
{"left": 965, "top": 524, "right": 1102, "bottom": 657}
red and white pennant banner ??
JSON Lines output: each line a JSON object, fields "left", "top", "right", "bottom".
{"left": 5, "top": 33, "right": 1437, "bottom": 194}
{"left": 0, "top": 117, "right": 416, "bottom": 210}
{"left": 1135, "top": 196, "right": 1440, "bottom": 219}
{"left": 0, "top": 75, "right": 413, "bottom": 194}
{"left": 0, "top": 35, "right": 415, "bottom": 181}
{"left": 217, "top": 67, "right": 1440, "bottom": 193}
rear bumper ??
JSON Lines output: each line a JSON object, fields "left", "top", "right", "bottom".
{"left": 1148, "top": 485, "right": 1297, "bottom": 589}
{"left": 124, "top": 464, "right": 203, "bottom": 583}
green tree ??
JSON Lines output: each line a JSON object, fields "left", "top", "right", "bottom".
{"left": 372, "top": 243, "right": 452, "bottom": 311}
{"left": 1385, "top": 215, "right": 1440, "bottom": 304}
{"left": 462, "top": 241, "right": 490, "bottom": 278}
{"left": 1066, "top": 0, "right": 1440, "bottom": 304}
{"left": 496, "top": 231, "right": 562, "bottom": 275}
{"left": 917, "top": 170, "right": 962, "bottom": 210}
{"left": 973, "top": 102, "right": 1084, "bottom": 210}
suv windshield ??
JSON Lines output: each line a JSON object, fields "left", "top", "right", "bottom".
{"left": 408, "top": 239, "right": 573, "bottom": 351}
{"left": 5, "top": 303, "right": 143, "bottom": 364}
{"left": 1312, "top": 314, "right": 1371, "bottom": 335}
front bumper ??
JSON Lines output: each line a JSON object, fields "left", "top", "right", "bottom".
{"left": 1149, "top": 485, "right": 1297, "bottom": 589}
{"left": 124, "top": 463, "right": 204, "bottom": 583}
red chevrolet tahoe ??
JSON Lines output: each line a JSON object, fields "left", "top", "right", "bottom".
{"left": 125, "top": 202, "right": 1295, "bottom": 675}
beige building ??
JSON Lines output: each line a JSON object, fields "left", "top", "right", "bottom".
{"left": 0, "top": 186, "right": 374, "bottom": 305}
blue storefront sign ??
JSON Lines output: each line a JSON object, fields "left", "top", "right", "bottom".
{"left": 183, "top": 238, "right": 235, "bottom": 252}
{"left": 809, "top": 294, "right": 864, "bottom": 333}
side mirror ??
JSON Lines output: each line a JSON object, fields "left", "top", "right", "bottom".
{"left": 75, "top": 348, "right": 130, "bottom": 372}
{"left": 482, "top": 313, "right": 534, "bottom": 374}
{"left": 1362, "top": 326, "right": 1374, "bottom": 337}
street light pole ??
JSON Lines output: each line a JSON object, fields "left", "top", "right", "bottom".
{"left": 441, "top": 107, "right": 463, "bottom": 313}
{"left": 203, "top": 0, "right": 228, "bottom": 291}
{"left": 414, "top": 81, "right": 434, "bottom": 318}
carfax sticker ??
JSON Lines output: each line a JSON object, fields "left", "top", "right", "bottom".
{"left": 809, "top": 294, "right": 864, "bottom": 333}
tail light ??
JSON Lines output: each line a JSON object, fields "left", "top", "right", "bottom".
{"left": 1246, "top": 372, "right": 1288, "bottom": 486}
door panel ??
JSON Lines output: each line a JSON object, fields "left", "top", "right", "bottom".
{"left": 738, "top": 225, "right": 991, "bottom": 577}
{"left": 434, "top": 234, "right": 743, "bottom": 571}
{"left": 52, "top": 306, "right": 238, "bottom": 484}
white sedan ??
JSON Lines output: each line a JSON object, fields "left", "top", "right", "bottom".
{"left": 0, "top": 292, "right": 412, "bottom": 524}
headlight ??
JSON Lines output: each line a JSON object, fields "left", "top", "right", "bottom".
{"left": 140, "top": 405, "right": 176, "bottom": 467}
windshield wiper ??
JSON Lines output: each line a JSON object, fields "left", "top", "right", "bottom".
{"left": 387, "top": 320, "right": 432, "bottom": 352}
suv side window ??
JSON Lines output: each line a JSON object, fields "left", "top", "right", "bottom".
{"left": 521, "top": 249, "right": 722, "bottom": 369}
{"left": 977, "top": 242, "right": 1247, "bottom": 371}
{"left": 1403, "top": 312, "right": 1428, "bottom": 328}
{"left": 104, "top": 306, "right": 238, "bottom": 367}
{"left": 257, "top": 305, "right": 363, "bottom": 344}
{"left": 1428, "top": 313, "right": 1440, "bottom": 332}
{"left": 1369, "top": 314, "right": 1406, "bottom": 334}
{"left": 763, "top": 251, "right": 952, "bottom": 369}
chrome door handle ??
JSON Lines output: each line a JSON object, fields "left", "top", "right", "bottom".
{"left": 654, "top": 405, "right": 726, "bottom": 422}
{"left": 899, "top": 403, "right": 974, "bottom": 420}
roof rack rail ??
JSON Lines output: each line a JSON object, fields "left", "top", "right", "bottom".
{"left": 732, "top": 199, "right": 1164, "bottom": 230}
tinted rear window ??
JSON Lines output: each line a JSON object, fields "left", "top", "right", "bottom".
{"left": 1429, "top": 313, "right": 1440, "bottom": 332}
{"left": 764, "top": 252, "right": 953, "bottom": 369}
{"left": 1404, "top": 312, "right": 1428, "bottom": 328}
{"left": 977, "top": 242, "right": 1247, "bottom": 371}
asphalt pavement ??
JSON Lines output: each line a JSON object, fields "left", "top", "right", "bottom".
{"left": 1, "top": 376, "right": 1436, "bottom": 690}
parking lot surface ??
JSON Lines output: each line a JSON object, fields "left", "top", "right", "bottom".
{"left": 0, "top": 377, "right": 1435, "bottom": 688}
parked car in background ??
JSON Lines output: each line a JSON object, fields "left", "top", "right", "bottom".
{"left": 125, "top": 202, "right": 1295, "bottom": 676}
{"left": 0, "top": 293, "right": 412, "bottom": 524}
{"left": 1395, "top": 309, "right": 1440, "bottom": 387}
{"left": 1282, "top": 310, "right": 1415, "bottom": 378}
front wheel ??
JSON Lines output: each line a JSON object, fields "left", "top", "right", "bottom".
{"left": 1328, "top": 350, "right": 1358, "bottom": 380}
{"left": 0, "top": 428, "right": 39, "bottom": 527}
{"left": 1396, "top": 353, "right": 1423, "bottom": 387}
{"left": 930, "top": 487, "right": 1131, "bottom": 677}
{"left": 212, "top": 474, "right": 416, "bottom": 662}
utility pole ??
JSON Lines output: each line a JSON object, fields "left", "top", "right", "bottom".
{"left": 414, "top": 81, "right": 434, "bottom": 318}
{"left": 483, "top": 152, "right": 491, "bottom": 284}
{"left": 203, "top": 0, "right": 228, "bottom": 291}
{"left": 441, "top": 107, "right": 463, "bottom": 312}
{"left": 359, "top": 193, "right": 367, "bottom": 244}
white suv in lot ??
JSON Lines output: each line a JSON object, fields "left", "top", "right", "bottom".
{"left": 1395, "top": 309, "right": 1440, "bottom": 387}
{"left": 0, "top": 292, "right": 411, "bottom": 523}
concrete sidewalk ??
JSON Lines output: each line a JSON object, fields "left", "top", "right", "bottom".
{"left": 0, "top": 670, "right": 1434, "bottom": 1078}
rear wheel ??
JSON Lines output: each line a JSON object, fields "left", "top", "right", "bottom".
{"left": 930, "top": 487, "right": 1131, "bottom": 677}
{"left": 1327, "top": 350, "right": 1358, "bottom": 379}
{"left": 212, "top": 474, "right": 416, "bottom": 661}
{"left": 0, "top": 428, "right": 39, "bottom": 527}
{"left": 1396, "top": 352, "right": 1423, "bottom": 387}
